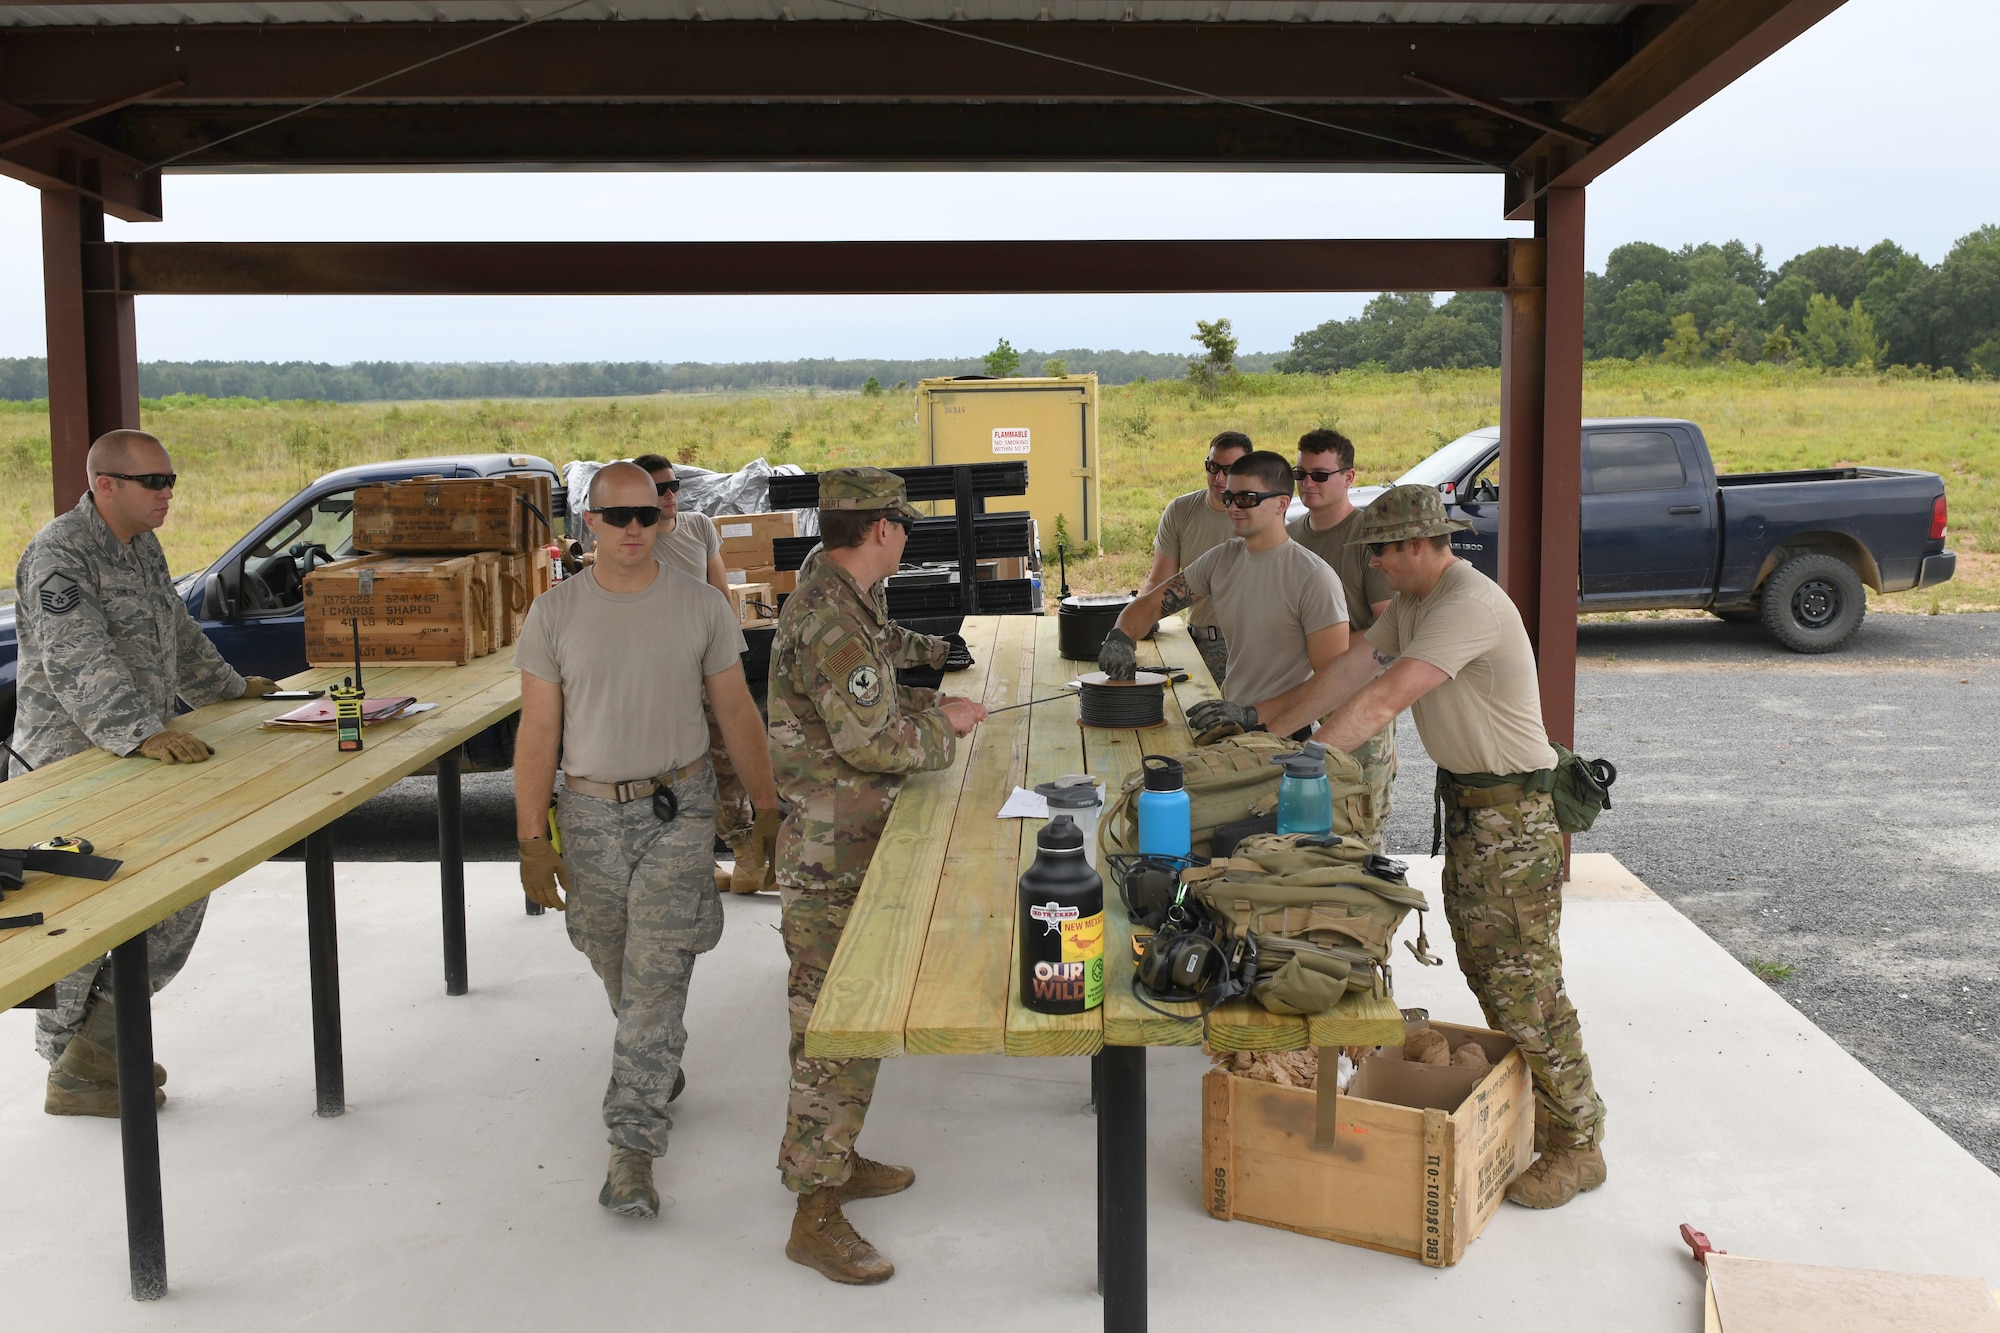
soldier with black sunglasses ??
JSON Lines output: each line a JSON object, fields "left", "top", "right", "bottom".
{"left": 14, "top": 429, "right": 278, "bottom": 1119}
{"left": 1144, "top": 429, "right": 1251, "bottom": 684}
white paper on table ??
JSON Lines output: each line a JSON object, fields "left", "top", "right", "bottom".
{"left": 400, "top": 702, "right": 439, "bottom": 715}
{"left": 996, "top": 787, "right": 1049, "bottom": 819}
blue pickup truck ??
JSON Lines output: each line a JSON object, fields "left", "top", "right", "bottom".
{"left": 1360, "top": 417, "right": 1955, "bottom": 652}
{"left": 1, "top": 453, "right": 565, "bottom": 764}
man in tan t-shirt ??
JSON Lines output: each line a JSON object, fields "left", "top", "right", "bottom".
{"left": 1286, "top": 429, "right": 1397, "bottom": 846}
{"left": 1103, "top": 450, "right": 1346, "bottom": 731}
{"left": 1186, "top": 485, "right": 1608, "bottom": 1211}
{"left": 514, "top": 461, "right": 780, "bottom": 1221}
{"left": 635, "top": 453, "right": 779, "bottom": 898}
{"left": 1145, "top": 430, "right": 1250, "bottom": 684}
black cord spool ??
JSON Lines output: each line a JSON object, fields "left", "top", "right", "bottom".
{"left": 1076, "top": 671, "right": 1167, "bottom": 729}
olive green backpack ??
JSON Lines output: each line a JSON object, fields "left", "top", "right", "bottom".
{"left": 1183, "top": 832, "right": 1438, "bottom": 1016}
{"left": 1098, "top": 733, "right": 1380, "bottom": 861}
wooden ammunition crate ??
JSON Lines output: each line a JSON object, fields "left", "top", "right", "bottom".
{"left": 304, "top": 555, "right": 488, "bottom": 665}
{"left": 353, "top": 477, "right": 529, "bottom": 554}
{"left": 727, "top": 582, "right": 778, "bottom": 627}
{"left": 493, "top": 472, "right": 555, "bottom": 551}
{"left": 1202, "top": 1024, "right": 1532, "bottom": 1267}
{"left": 496, "top": 547, "right": 552, "bottom": 646}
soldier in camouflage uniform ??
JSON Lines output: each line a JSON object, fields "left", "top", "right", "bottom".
{"left": 1187, "top": 485, "right": 1607, "bottom": 1208}
{"left": 513, "top": 462, "right": 777, "bottom": 1219}
{"left": 767, "top": 467, "right": 986, "bottom": 1285}
{"left": 11, "top": 431, "right": 276, "bottom": 1118}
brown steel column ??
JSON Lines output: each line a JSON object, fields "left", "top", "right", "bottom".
{"left": 42, "top": 190, "right": 91, "bottom": 512}
{"left": 42, "top": 184, "right": 141, "bottom": 515}
{"left": 1497, "top": 237, "right": 1547, "bottom": 635}
{"left": 1537, "top": 187, "right": 1587, "bottom": 749}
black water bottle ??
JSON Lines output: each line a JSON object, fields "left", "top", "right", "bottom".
{"left": 1018, "top": 814, "right": 1107, "bottom": 1014}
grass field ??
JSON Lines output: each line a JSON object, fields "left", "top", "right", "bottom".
{"left": 3, "top": 362, "right": 1995, "bottom": 611}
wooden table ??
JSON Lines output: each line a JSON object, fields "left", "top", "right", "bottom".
{"left": 806, "top": 615, "right": 1405, "bottom": 1333}
{"left": 0, "top": 653, "right": 522, "bottom": 1300}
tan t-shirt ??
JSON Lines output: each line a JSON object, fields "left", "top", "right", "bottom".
{"left": 1181, "top": 537, "right": 1347, "bottom": 707}
{"left": 1153, "top": 489, "right": 1237, "bottom": 629}
{"left": 654, "top": 510, "right": 721, "bottom": 585}
{"left": 1366, "top": 559, "right": 1557, "bottom": 777}
{"left": 514, "top": 562, "right": 745, "bottom": 784}
{"left": 1287, "top": 508, "right": 1394, "bottom": 633}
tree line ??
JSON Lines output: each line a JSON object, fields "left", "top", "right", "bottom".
{"left": 0, "top": 346, "right": 1278, "bottom": 403}
{"left": 1275, "top": 225, "right": 2000, "bottom": 377}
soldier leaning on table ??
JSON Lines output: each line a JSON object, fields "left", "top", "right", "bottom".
{"left": 1187, "top": 485, "right": 1608, "bottom": 1209}
{"left": 512, "top": 461, "right": 778, "bottom": 1220}
{"left": 10, "top": 429, "right": 277, "bottom": 1118}
{"left": 766, "top": 466, "right": 986, "bottom": 1285}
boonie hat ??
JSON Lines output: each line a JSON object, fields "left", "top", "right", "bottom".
{"left": 1347, "top": 483, "right": 1474, "bottom": 546}
{"left": 818, "top": 466, "right": 922, "bottom": 522}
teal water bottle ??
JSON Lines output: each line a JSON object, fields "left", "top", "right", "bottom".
{"left": 1135, "top": 755, "right": 1191, "bottom": 858}
{"left": 1274, "top": 742, "right": 1334, "bottom": 836}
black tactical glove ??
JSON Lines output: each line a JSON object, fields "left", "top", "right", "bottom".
{"left": 942, "top": 632, "right": 975, "bottom": 672}
{"left": 1097, "top": 628, "right": 1138, "bottom": 681}
{"left": 1187, "top": 698, "right": 1261, "bottom": 746}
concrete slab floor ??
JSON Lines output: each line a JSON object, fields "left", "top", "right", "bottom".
{"left": 4, "top": 857, "right": 1998, "bottom": 1330}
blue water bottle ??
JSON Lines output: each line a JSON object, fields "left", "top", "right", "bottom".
{"left": 1136, "top": 755, "right": 1192, "bottom": 858}
{"left": 1274, "top": 742, "right": 1334, "bottom": 836}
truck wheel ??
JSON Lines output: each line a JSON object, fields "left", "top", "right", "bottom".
{"left": 1710, "top": 608, "right": 1760, "bottom": 624}
{"left": 1761, "top": 554, "right": 1865, "bottom": 653}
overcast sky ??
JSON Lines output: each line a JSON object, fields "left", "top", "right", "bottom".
{"left": 1, "top": 0, "right": 1993, "bottom": 365}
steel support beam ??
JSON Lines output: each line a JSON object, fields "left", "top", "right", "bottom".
{"left": 1498, "top": 237, "right": 1547, "bottom": 640}
{"left": 0, "top": 100, "right": 162, "bottom": 223}
{"left": 0, "top": 22, "right": 1624, "bottom": 106}
{"left": 42, "top": 188, "right": 140, "bottom": 514}
{"left": 1537, "top": 186, "right": 1586, "bottom": 751}
{"left": 82, "top": 239, "right": 1527, "bottom": 297}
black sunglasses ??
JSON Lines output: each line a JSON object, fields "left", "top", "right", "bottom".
{"left": 589, "top": 505, "right": 663, "bottom": 528}
{"left": 1202, "top": 460, "right": 1231, "bottom": 476}
{"left": 1220, "top": 489, "right": 1288, "bottom": 509}
{"left": 654, "top": 478, "right": 680, "bottom": 496}
{"left": 1293, "top": 467, "right": 1354, "bottom": 483}
{"left": 881, "top": 514, "right": 914, "bottom": 532}
{"left": 99, "top": 471, "right": 178, "bottom": 491}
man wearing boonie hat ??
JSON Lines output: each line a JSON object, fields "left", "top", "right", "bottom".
{"left": 766, "top": 465, "right": 987, "bottom": 1284}
{"left": 1187, "top": 483, "right": 1608, "bottom": 1209}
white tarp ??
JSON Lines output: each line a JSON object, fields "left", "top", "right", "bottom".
{"left": 561, "top": 456, "right": 815, "bottom": 549}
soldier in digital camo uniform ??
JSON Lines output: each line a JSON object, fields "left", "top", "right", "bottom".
{"left": 11, "top": 430, "right": 277, "bottom": 1118}
{"left": 766, "top": 466, "right": 987, "bottom": 1285}
{"left": 1186, "top": 484, "right": 1607, "bottom": 1209}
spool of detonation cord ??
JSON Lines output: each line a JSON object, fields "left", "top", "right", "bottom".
{"left": 1074, "top": 671, "right": 1168, "bottom": 729}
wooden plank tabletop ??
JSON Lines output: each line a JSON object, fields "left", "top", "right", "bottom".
{"left": 0, "top": 653, "right": 522, "bottom": 1011}
{"left": 805, "top": 615, "right": 1408, "bottom": 1060}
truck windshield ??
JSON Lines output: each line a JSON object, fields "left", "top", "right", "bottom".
{"left": 1397, "top": 430, "right": 1498, "bottom": 489}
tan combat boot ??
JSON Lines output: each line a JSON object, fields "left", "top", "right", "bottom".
{"left": 1505, "top": 1144, "right": 1607, "bottom": 1209}
{"left": 831, "top": 1154, "right": 915, "bottom": 1203}
{"left": 728, "top": 837, "right": 774, "bottom": 895}
{"left": 599, "top": 1147, "right": 659, "bottom": 1218}
{"left": 712, "top": 862, "right": 733, "bottom": 894}
{"left": 45, "top": 1066, "right": 165, "bottom": 1117}
{"left": 786, "top": 1188, "right": 894, "bottom": 1285}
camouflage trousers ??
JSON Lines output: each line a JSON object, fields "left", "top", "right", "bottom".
{"left": 1191, "top": 628, "right": 1229, "bottom": 688}
{"left": 558, "top": 769, "right": 724, "bottom": 1156}
{"left": 1440, "top": 785, "right": 1605, "bottom": 1153}
{"left": 776, "top": 875, "right": 879, "bottom": 1194}
{"left": 35, "top": 897, "right": 208, "bottom": 1063}
{"left": 702, "top": 687, "right": 756, "bottom": 849}
{"left": 1349, "top": 721, "right": 1398, "bottom": 855}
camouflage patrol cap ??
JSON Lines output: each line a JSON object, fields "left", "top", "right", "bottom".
{"left": 1347, "top": 483, "right": 1474, "bottom": 546}
{"left": 817, "top": 466, "right": 921, "bottom": 522}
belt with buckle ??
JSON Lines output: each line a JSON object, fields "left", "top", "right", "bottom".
{"left": 564, "top": 759, "right": 710, "bottom": 804}
{"left": 1187, "top": 625, "right": 1225, "bottom": 641}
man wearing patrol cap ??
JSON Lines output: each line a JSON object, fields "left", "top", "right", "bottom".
{"left": 767, "top": 465, "right": 986, "bottom": 1284}
{"left": 1187, "top": 484, "right": 1608, "bottom": 1209}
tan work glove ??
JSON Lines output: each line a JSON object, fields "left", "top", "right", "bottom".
{"left": 136, "top": 730, "right": 215, "bottom": 764}
{"left": 240, "top": 676, "right": 280, "bottom": 697}
{"left": 519, "top": 837, "right": 571, "bottom": 911}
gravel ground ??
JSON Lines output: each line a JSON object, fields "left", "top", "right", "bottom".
{"left": 318, "top": 609, "right": 2000, "bottom": 1170}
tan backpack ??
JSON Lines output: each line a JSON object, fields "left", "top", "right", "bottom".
{"left": 1098, "top": 733, "right": 1380, "bottom": 861}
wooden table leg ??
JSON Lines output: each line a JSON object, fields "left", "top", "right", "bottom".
{"left": 111, "top": 930, "right": 167, "bottom": 1300}
{"left": 304, "top": 828, "right": 345, "bottom": 1117}
{"left": 1100, "top": 1044, "right": 1147, "bottom": 1333}
{"left": 436, "top": 747, "right": 468, "bottom": 996}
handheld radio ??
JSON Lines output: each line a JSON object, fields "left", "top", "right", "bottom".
{"left": 331, "top": 617, "right": 366, "bottom": 752}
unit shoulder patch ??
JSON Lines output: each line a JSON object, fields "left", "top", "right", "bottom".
{"left": 38, "top": 572, "right": 82, "bottom": 616}
{"left": 846, "top": 664, "right": 883, "bottom": 708}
